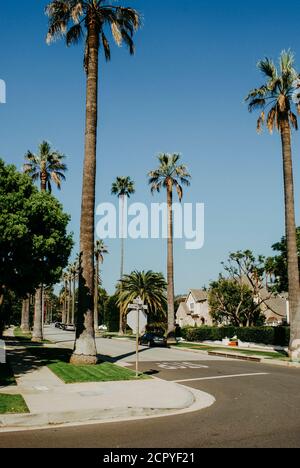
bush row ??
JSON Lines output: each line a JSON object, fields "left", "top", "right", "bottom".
{"left": 180, "top": 326, "right": 290, "bottom": 347}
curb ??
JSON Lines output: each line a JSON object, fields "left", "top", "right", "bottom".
{"left": 0, "top": 386, "right": 215, "bottom": 432}
{"left": 170, "top": 346, "right": 300, "bottom": 368}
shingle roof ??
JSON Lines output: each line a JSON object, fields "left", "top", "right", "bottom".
{"left": 190, "top": 289, "right": 208, "bottom": 302}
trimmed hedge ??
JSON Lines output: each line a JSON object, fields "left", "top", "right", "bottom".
{"left": 181, "top": 326, "right": 290, "bottom": 347}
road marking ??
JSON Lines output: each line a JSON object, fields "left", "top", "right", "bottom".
{"left": 172, "top": 372, "right": 269, "bottom": 383}
{"left": 158, "top": 362, "right": 209, "bottom": 370}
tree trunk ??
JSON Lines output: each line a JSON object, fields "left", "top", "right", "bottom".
{"left": 21, "top": 297, "right": 30, "bottom": 333}
{"left": 71, "top": 19, "right": 98, "bottom": 365}
{"left": 63, "top": 280, "right": 67, "bottom": 324}
{"left": 94, "top": 257, "right": 99, "bottom": 334}
{"left": 119, "top": 195, "right": 125, "bottom": 335}
{"left": 72, "top": 274, "right": 76, "bottom": 325}
{"left": 32, "top": 288, "right": 43, "bottom": 342}
{"left": 167, "top": 184, "right": 175, "bottom": 337}
{"left": 281, "top": 118, "right": 300, "bottom": 360}
{"left": 67, "top": 279, "right": 71, "bottom": 324}
{"left": 40, "top": 172, "right": 47, "bottom": 192}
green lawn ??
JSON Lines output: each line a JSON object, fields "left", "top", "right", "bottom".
{"left": 0, "top": 363, "right": 16, "bottom": 387}
{"left": 13, "top": 327, "right": 52, "bottom": 345}
{"left": 176, "top": 343, "right": 289, "bottom": 360}
{"left": 49, "top": 361, "right": 147, "bottom": 384}
{"left": 27, "top": 346, "right": 148, "bottom": 384}
{"left": 0, "top": 394, "right": 29, "bottom": 414}
{"left": 14, "top": 327, "right": 32, "bottom": 341}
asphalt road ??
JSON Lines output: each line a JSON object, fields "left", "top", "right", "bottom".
{"left": 1, "top": 329, "right": 300, "bottom": 448}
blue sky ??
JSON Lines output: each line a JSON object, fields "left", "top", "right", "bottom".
{"left": 1, "top": 0, "right": 300, "bottom": 295}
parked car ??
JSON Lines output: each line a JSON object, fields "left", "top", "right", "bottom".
{"left": 139, "top": 333, "right": 167, "bottom": 348}
{"left": 55, "top": 322, "right": 63, "bottom": 329}
{"left": 62, "top": 324, "right": 76, "bottom": 332}
{"left": 99, "top": 325, "right": 108, "bottom": 331}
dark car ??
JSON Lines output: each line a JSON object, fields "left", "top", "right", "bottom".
{"left": 139, "top": 333, "right": 167, "bottom": 348}
{"left": 55, "top": 322, "right": 63, "bottom": 329}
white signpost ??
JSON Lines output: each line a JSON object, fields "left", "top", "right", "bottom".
{"left": 127, "top": 297, "right": 148, "bottom": 377}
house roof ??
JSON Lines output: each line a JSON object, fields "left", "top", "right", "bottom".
{"left": 263, "top": 296, "right": 286, "bottom": 318}
{"left": 189, "top": 289, "right": 208, "bottom": 302}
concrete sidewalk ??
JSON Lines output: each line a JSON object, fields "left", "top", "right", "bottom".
{"left": 0, "top": 343, "right": 215, "bottom": 431}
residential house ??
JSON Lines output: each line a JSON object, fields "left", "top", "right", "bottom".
{"left": 176, "top": 289, "right": 213, "bottom": 328}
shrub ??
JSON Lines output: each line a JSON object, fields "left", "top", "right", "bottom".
{"left": 181, "top": 326, "right": 290, "bottom": 347}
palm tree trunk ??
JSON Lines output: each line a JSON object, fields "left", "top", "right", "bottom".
{"left": 21, "top": 297, "right": 30, "bottom": 333}
{"left": 40, "top": 172, "right": 47, "bottom": 192}
{"left": 67, "top": 280, "right": 71, "bottom": 324}
{"left": 63, "top": 281, "right": 67, "bottom": 324}
{"left": 72, "top": 274, "right": 76, "bottom": 325}
{"left": 119, "top": 195, "right": 125, "bottom": 335}
{"left": 94, "top": 258, "right": 99, "bottom": 334}
{"left": 167, "top": 184, "right": 175, "bottom": 337}
{"left": 32, "top": 288, "right": 43, "bottom": 342}
{"left": 71, "top": 18, "right": 98, "bottom": 365}
{"left": 281, "top": 118, "right": 300, "bottom": 360}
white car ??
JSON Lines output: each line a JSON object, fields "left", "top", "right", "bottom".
{"left": 98, "top": 325, "right": 108, "bottom": 331}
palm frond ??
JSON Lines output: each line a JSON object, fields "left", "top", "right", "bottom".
{"left": 257, "top": 58, "right": 277, "bottom": 79}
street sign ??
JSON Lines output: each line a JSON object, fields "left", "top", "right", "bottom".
{"left": 127, "top": 309, "right": 148, "bottom": 334}
{"left": 126, "top": 297, "right": 149, "bottom": 377}
{"left": 128, "top": 304, "right": 148, "bottom": 310}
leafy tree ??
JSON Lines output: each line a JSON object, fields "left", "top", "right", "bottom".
{"left": 0, "top": 159, "right": 73, "bottom": 327}
{"left": 111, "top": 176, "right": 135, "bottom": 333}
{"left": 148, "top": 154, "right": 191, "bottom": 337}
{"left": 266, "top": 228, "right": 300, "bottom": 293}
{"left": 24, "top": 140, "right": 67, "bottom": 341}
{"left": 246, "top": 50, "right": 300, "bottom": 358}
{"left": 46, "top": 0, "right": 140, "bottom": 365}
{"left": 104, "top": 295, "right": 119, "bottom": 332}
{"left": 209, "top": 277, "right": 264, "bottom": 327}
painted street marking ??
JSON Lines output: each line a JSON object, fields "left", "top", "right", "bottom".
{"left": 34, "top": 386, "right": 49, "bottom": 392}
{"left": 172, "top": 372, "right": 269, "bottom": 383}
{"left": 157, "top": 362, "right": 209, "bottom": 370}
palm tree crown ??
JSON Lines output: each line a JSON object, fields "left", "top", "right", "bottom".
{"left": 111, "top": 176, "right": 135, "bottom": 198}
{"left": 46, "top": 0, "right": 141, "bottom": 67}
{"left": 117, "top": 270, "right": 167, "bottom": 317}
{"left": 148, "top": 153, "right": 191, "bottom": 201}
{"left": 95, "top": 239, "right": 108, "bottom": 264}
{"left": 23, "top": 141, "right": 67, "bottom": 193}
{"left": 245, "top": 50, "right": 300, "bottom": 133}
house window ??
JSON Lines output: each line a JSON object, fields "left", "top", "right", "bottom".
{"left": 190, "top": 303, "right": 195, "bottom": 311}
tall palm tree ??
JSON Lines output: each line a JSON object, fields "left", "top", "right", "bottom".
{"left": 24, "top": 141, "right": 67, "bottom": 341}
{"left": 62, "top": 272, "right": 69, "bottom": 324}
{"left": 246, "top": 50, "right": 300, "bottom": 360}
{"left": 111, "top": 176, "right": 135, "bottom": 333}
{"left": 24, "top": 141, "right": 67, "bottom": 193}
{"left": 46, "top": 0, "right": 140, "bottom": 365}
{"left": 21, "top": 296, "right": 30, "bottom": 334}
{"left": 111, "top": 177, "right": 136, "bottom": 279}
{"left": 148, "top": 154, "right": 191, "bottom": 338}
{"left": 94, "top": 240, "right": 108, "bottom": 333}
{"left": 117, "top": 271, "right": 167, "bottom": 325}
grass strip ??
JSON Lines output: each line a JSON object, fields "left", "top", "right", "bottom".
{"left": 0, "top": 394, "right": 29, "bottom": 414}
{"left": 28, "top": 346, "right": 148, "bottom": 384}
{"left": 176, "top": 343, "right": 289, "bottom": 360}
